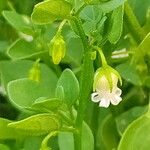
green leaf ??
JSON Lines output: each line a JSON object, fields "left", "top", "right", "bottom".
{"left": 64, "top": 37, "right": 84, "bottom": 67}
{"left": 58, "top": 122, "right": 94, "bottom": 150}
{"left": 56, "top": 69, "right": 79, "bottom": 106}
{"left": 55, "top": 86, "right": 65, "bottom": 100}
{"left": 0, "top": 118, "right": 18, "bottom": 139}
{"left": 108, "top": 5, "right": 124, "bottom": 44}
{"left": 31, "top": 0, "right": 72, "bottom": 24}
{"left": 1, "top": 60, "right": 57, "bottom": 110}
{"left": 0, "top": 60, "right": 33, "bottom": 92}
{"left": 0, "top": 144, "right": 10, "bottom": 150}
{"left": 0, "top": 60, "right": 57, "bottom": 95}
{"left": 7, "top": 39, "right": 46, "bottom": 60}
{"left": 118, "top": 114, "right": 150, "bottom": 150}
{"left": 98, "top": 114, "right": 119, "bottom": 150}
{"left": 116, "top": 106, "right": 148, "bottom": 136}
{"left": 8, "top": 114, "right": 60, "bottom": 136}
{"left": 0, "top": 41, "right": 9, "bottom": 59}
{"left": 58, "top": 132, "right": 74, "bottom": 150}
{"left": 136, "top": 32, "right": 150, "bottom": 61}
{"left": 7, "top": 78, "right": 56, "bottom": 110}
{"left": 116, "top": 62, "right": 142, "bottom": 86}
{"left": 98, "top": 0, "right": 126, "bottom": 13}
{"left": 2, "top": 10, "right": 33, "bottom": 35}
{"left": 82, "top": 122, "right": 94, "bottom": 150}
{"left": 80, "top": 5, "right": 106, "bottom": 37}
{"left": 31, "top": 98, "right": 63, "bottom": 112}
{"left": 23, "top": 136, "right": 43, "bottom": 150}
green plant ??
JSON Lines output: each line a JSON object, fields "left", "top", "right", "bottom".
{"left": 0, "top": 0, "right": 150, "bottom": 150}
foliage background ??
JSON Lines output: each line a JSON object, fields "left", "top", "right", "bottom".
{"left": 0, "top": 0, "right": 150, "bottom": 150}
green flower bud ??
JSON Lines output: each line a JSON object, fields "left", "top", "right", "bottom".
{"left": 29, "top": 59, "right": 40, "bottom": 82}
{"left": 49, "top": 35, "right": 66, "bottom": 65}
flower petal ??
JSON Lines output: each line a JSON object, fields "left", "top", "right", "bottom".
{"left": 111, "top": 95, "right": 122, "bottom": 105}
{"left": 91, "top": 92, "right": 101, "bottom": 102}
{"left": 115, "top": 88, "right": 122, "bottom": 96}
{"left": 99, "top": 98, "right": 110, "bottom": 108}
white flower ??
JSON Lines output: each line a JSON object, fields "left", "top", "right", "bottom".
{"left": 91, "top": 72, "right": 122, "bottom": 108}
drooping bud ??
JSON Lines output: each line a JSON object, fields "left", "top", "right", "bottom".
{"left": 49, "top": 34, "right": 66, "bottom": 65}
{"left": 91, "top": 46, "right": 122, "bottom": 108}
{"left": 92, "top": 66, "right": 122, "bottom": 108}
{"left": 29, "top": 59, "right": 41, "bottom": 82}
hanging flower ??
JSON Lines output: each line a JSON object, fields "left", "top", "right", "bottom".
{"left": 29, "top": 59, "right": 41, "bottom": 82}
{"left": 49, "top": 34, "right": 66, "bottom": 65}
{"left": 91, "top": 66, "right": 122, "bottom": 108}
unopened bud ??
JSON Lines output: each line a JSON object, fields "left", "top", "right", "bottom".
{"left": 49, "top": 35, "right": 66, "bottom": 65}
{"left": 29, "top": 59, "right": 40, "bottom": 82}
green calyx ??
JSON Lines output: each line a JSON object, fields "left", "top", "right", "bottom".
{"left": 93, "top": 65, "right": 122, "bottom": 92}
{"left": 49, "top": 34, "right": 66, "bottom": 65}
{"left": 29, "top": 59, "right": 41, "bottom": 82}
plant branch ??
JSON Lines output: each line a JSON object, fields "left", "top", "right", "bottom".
{"left": 124, "top": 1, "right": 145, "bottom": 43}
{"left": 72, "top": 16, "right": 94, "bottom": 150}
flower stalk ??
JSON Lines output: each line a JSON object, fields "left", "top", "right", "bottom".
{"left": 72, "top": 16, "right": 94, "bottom": 150}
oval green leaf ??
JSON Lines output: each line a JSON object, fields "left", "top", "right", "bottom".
{"left": 118, "top": 115, "right": 150, "bottom": 150}
{"left": 7, "top": 39, "right": 46, "bottom": 60}
{"left": 31, "top": 0, "right": 72, "bottom": 24}
{"left": 56, "top": 69, "right": 79, "bottom": 106}
{"left": 8, "top": 114, "right": 60, "bottom": 136}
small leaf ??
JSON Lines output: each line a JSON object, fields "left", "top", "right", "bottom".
{"left": 98, "top": 0, "right": 126, "bottom": 13}
{"left": 31, "top": 0, "right": 72, "bottom": 24}
{"left": 2, "top": 10, "right": 33, "bottom": 35}
{"left": 80, "top": 5, "right": 106, "bottom": 37}
{"left": 116, "top": 62, "right": 142, "bottom": 86}
{"left": 56, "top": 69, "right": 79, "bottom": 106}
{"left": 7, "top": 39, "right": 45, "bottom": 60}
{"left": 31, "top": 98, "right": 63, "bottom": 112}
{"left": 8, "top": 114, "right": 60, "bottom": 136}
{"left": 108, "top": 5, "right": 124, "bottom": 44}
{"left": 0, "top": 118, "right": 18, "bottom": 139}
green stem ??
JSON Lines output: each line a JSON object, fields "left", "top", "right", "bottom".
{"left": 93, "top": 46, "right": 108, "bottom": 67}
{"left": 72, "top": 17, "right": 94, "bottom": 150}
{"left": 124, "top": 1, "right": 145, "bottom": 43}
{"left": 75, "top": 3, "right": 87, "bottom": 16}
{"left": 40, "top": 131, "right": 58, "bottom": 150}
{"left": 57, "top": 19, "right": 67, "bottom": 35}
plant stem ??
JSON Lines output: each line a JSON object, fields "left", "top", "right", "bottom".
{"left": 124, "top": 1, "right": 145, "bottom": 43}
{"left": 40, "top": 131, "right": 58, "bottom": 150}
{"left": 57, "top": 19, "right": 67, "bottom": 35}
{"left": 72, "top": 17, "right": 94, "bottom": 150}
{"left": 93, "top": 46, "right": 108, "bottom": 67}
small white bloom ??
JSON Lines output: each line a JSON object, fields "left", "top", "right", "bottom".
{"left": 91, "top": 73, "right": 122, "bottom": 108}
